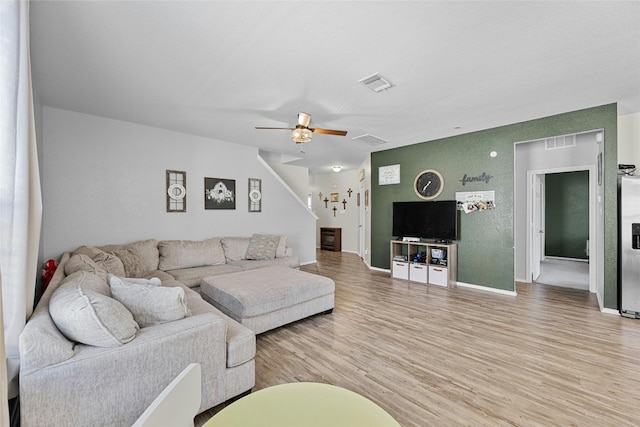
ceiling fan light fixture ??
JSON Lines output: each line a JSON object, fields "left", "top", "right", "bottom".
{"left": 291, "top": 127, "right": 313, "bottom": 143}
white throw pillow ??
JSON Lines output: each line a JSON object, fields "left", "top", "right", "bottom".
{"left": 109, "top": 275, "right": 189, "bottom": 327}
{"left": 50, "top": 271, "right": 139, "bottom": 347}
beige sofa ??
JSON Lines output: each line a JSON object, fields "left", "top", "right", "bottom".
{"left": 19, "top": 235, "right": 298, "bottom": 427}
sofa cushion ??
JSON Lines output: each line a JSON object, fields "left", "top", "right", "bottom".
{"left": 158, "top": 238, "right": 226, "bottom": 270}
{"left": 64, "top": 254, "right": 107, "bottom": 280}
{"left": 245, "top": 234, "right": 280, "bottom": 261}
{"left": 112, "top": 248, "right": 149, "bottom": 278}
{"left": 181, "top": 286, "right": 256, "bottom": 368}
{"left": 98, "top": 239, "right": 159, "bottom": 273}
{"left": 109, "top": 275, "right": 189, "bottom": 327}
{"left": 165, "top": 264, "right": 243, "bottom": 288}
{"left": 49, "top": 271, "right": 139, "bottom": 347}
{"left": 72, "top": 246, "right": 126, "bottom": 276}
{"left": 221, "top": 237, "right": 251, "bottom": 261}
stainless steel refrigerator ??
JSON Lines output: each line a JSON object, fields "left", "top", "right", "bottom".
{"left": 619, "top": 175, "right": 640, "bottom": 318}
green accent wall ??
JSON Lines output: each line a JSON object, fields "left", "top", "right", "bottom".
{"left": 545, "top": 171, "right": 589, "bottom": 260}
{"left": 371, "top": 104, "right": 618, "bottom": 308}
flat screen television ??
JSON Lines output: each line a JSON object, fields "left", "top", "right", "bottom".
{"left": 392, "top": 200, "right": 459, "bottom": 241}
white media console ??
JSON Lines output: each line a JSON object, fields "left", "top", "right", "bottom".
{"left": 390, "top": 240, "right": 457, "bottom": 287}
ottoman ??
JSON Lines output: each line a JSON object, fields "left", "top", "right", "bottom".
{"left": 200, "top": 266, "right": 335, "bottom": 334}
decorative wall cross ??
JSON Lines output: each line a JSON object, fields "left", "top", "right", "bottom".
{"left": 347, "top": 188, "right": 352, "bottom": 197}
{"left": 332, "top": 206, "right": 337, "bottom": 217}
{"left": 323, "top": 197, "right": 329, "bottom": 208}
{"left": 342, "top": 199, "right": 347, "bottom": 209}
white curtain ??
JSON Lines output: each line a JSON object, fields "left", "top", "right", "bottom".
{"left": 0, "top": 0, "right": 42, "bottom": 416}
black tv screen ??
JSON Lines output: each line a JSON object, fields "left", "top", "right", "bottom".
{"left": 392, "top": 200, "right": 458, "bottom": 241}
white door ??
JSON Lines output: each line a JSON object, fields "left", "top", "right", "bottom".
{"left": 531, "top": 174, "right": 544, "bottom": 281}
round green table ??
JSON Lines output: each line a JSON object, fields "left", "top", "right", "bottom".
{"left": 204, "top": 382, "right": 401, "bottom": 427}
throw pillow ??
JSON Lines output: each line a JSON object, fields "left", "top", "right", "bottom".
{"left": 245, "top": 234, "right": 280, "bottom": 261}
{"left": 49, "top": 271, "right": 139, "bottom": 347}
{"left": 109, "top": 275, "right": 189, "bottom": 327}
{"left": 112, "top": 248, "right": 148, "bottom": 278}
{"left": 158, "top": 238, "right": 226, "bottom": 270}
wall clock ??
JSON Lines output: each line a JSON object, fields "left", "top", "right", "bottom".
{"left": 414, "top": 169, "right": 444, "bottom": 200}
{"left": 248, "top": 178, "right": 262, "bottom": 212}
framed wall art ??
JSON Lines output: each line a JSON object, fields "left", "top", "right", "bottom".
{"left": 248, "top": 178, "right": 262, "bottom": 212}
{"left": 378, "top": 164, "right": 400, "bottom": 185}
{"left": 330, "top": 192, "right": 339, "bottom": 203}
{"left": 204, "top": 177, "right": 235, "bottom": 210}
{"left": 166, "top": 170, "right": 186, "bottom": 212}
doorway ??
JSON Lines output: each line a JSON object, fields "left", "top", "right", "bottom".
{"left": 526, "top": 166, "right": 596, "bottom": 292}
{"left": 515, "top": 129, "right": 604, "bottom": 307}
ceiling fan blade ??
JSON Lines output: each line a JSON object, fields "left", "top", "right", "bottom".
{"left": 310, "top": 128, "right": 348, "bottom": 136}
{"left": 255, "top": 127, "right": 295, "bottom": 130}
{"left": 297, "top": 112, "right": 311, "bottom": 128}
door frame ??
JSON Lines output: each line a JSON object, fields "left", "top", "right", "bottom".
{"left": 525, "top": 165, "right": 597, "bottom": 293}
{"left": 359, "top": 186, "right": 365, "bottom": 258}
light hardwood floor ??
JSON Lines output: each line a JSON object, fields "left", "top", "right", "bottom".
{"left": 196, "top": 250, "right": 640, "bottom": 426}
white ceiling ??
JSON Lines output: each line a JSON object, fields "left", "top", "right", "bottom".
{"left": 29, "top": 1, "right": 640, "bottom": 175}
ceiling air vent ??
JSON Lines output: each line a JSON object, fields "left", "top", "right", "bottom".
{"left": 352, "top": 134, "right": 389, "bottom": 146}
{"left": 545, "top": 134, "right": 576, "bottom": 150}
{"left": 358, "top": 72, "right": 394, "bottom": 92}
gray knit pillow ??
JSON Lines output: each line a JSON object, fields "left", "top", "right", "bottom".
{"left": 245, "top": 234, "right": 280, "bottom": 261}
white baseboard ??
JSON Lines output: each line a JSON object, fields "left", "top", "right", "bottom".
{"left": 369, "top": 266, "right": 390, "bottom": 273}
{"left": 300, "top": 260, "right": 317, "bottom": 266}
{"left": 456, "top": 281, "right": 517, "bottom": 296}
{"left": 601, "top": 307, "right": 620, "bottom": 316}
{"left": 545, "top": 255, "right": 589, "bottom": 263}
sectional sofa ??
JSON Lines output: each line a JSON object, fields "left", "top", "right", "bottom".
{"left": 19, "top": 235, "right": 299, "bottom": 427}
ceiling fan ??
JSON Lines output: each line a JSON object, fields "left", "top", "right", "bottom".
{"left": 255, "top": 112, "right": 347, "bottom": 144}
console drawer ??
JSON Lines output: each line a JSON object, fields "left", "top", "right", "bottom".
{"left": 392, "top": 262, "right": 409, "bottom": 280}
{"left": 409, "top": 263, "right": 427, "bottom": 283}
{"left": 428, "top": 265, "right": 448, "bottom": 287}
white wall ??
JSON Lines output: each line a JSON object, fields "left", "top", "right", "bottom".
{"left": 260, "top": 152, "right": 311, "bottom": 202}
{"left": 310, "top": 170, "right": 360, "bottom": 252}
{"left": 40, "top": 107, "right": 317, "bottom": 264}
{"left": 618, "top": 112, "right": 640, "bottom": 170}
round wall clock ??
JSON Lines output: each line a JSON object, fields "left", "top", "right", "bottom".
{"left": 414, "top": 169, "right": 444, "bottom": 200}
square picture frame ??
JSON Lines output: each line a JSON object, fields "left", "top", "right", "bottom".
{"left": 204, "top": 177, "right": 236, "bottom": 210}
{"left": 330, "top": 192, "right": 339, "bottom": 203}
